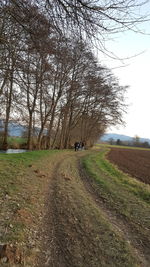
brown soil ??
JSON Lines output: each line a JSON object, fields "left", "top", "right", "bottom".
{"left": 107, "top": 148, "right": 150, "bottom": 185}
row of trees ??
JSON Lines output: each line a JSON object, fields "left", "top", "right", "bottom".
{"left": 0, "top": 1, "right": 146, "bottom": 150}
{"left": 109, "top": 136, "right": 150, "bottom": 148}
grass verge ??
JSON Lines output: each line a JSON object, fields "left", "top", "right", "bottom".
{"left": 0, "top": 149, "right": 60, "bottom": 265}
{"left": 82, "top": 149, "right": 150, "bottom": 260}
{"left": 51, "top": 155, "right": 140, "bottom": 266}
{"left": 95, "top": 143, "right": 150, "bottom": 151}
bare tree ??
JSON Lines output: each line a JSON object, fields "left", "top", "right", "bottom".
{"left": 0, "top": 1, "right": 130, "bottom": 150}
{"left": 0, "top": 5, "right": 23, "bottom": 149}
{"left": 53, "top": 40, "right": 127, "bottom": 148}
{"left": 45, "top": 0, "right": 149, "bottom": 35}
{"left": 5, "top": 1, "right": 149, "bottom": 47}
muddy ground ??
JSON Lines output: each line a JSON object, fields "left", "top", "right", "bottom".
{"left": 107, "top": 148, "right": 150, "bottom": 185}
{"left": 0, "top": 149, "right": 149, "bottom": 266}
{"left": 35, "top": 151, "right": 149, "bottom": 267}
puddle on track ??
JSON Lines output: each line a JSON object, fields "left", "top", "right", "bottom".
{"left": 0, "top": 149, "right": 28, "bottom": 154}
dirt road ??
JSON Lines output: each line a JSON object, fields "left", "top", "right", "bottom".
{"left": 34, "top": 150, "right": 149, "bottom": 267}
{"left": 1, "top": 149, "right": 149, "bottom": 266}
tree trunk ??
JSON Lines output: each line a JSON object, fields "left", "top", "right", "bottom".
{"left": 2, "top": 69, "right": 14, "bottom": 150}
{"left": 51, "top": 112, "right": 61, "bottom": 149}
{"left": 27, "top": 113, "right": 33, "bottom": 150}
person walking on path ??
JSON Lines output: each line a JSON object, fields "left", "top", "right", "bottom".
{"left": 74, "top": 142, "right": 79, "bottom": 151}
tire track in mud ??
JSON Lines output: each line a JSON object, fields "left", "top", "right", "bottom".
{"left": 78, "top": 159, "right": 149, "bottom": 267}
{"left": 37, "top": 154, "right": 74, "bottom": 267}
{"left": 38, "top": 152, "right": 101, "bottom": 267}
{"left": 37, "top": 151, "right": 149, "bottom": 267}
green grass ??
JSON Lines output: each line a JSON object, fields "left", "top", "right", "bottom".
{"left": 52, "top": 155, "right": 140, "bottom": 267}
{"left": 96, "top": 143, "right": 150, "bottom": 151}
{"left": 0, "top": 149, "right": 61, "bottom": 203}
{"left": 0, "top": 148, "right": 149, "bottom": 265}
{"left": 0, "top": 149, "right": 60, "bottom": 245}
{"left": 0, "top": 149, "right": 59, "bottom": 165}
{"left": 2, "top": 221, "right": 26, "bottom": 242}
{"left": 94, "top": 149, "right": 150, "bottom": 203}
{"left": 82, "top": 149, "right": 150, "bottom": 255}
{"left": 8, "top": 136, "right": 27, "bottom": 145}
{"left": 0, "top": 150, "right": 56, "bottom": 198}
{"left": 0, "top": 136, "right": 27, "bottom": 149}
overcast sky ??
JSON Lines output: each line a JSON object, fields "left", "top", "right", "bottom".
{"left": 99, "top": 1, "right": 150, "bottom": 138}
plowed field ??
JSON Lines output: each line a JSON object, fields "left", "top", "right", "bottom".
{"left": 107, "top": 148, "right": 150, "bottom": 185}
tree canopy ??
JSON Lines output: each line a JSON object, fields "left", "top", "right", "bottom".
{"left": 1, "top": 0, "right": 147, "bottom": 149}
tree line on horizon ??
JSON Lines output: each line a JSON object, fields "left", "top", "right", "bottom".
{"left": 0, "top": 0, "right": 147, "bottom": 150}
{"left": 108, "top": 136, "right": 150, "bottom": 148}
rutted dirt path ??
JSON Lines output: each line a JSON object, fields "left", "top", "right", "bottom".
{"left": 37, "top": 155, "right": 74, "bottom": 267}
{"left": 35, "top": 151, "right": 149, "bottom": 267}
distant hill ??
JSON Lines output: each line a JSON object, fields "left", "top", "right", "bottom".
{"left": 1, "top": 120, "right": 150, "bottom": 144}
{"left": 0, "top": 120, "right": 45, "bottom": 137}
{"left": 100, "top": 133, "right": 150, "bottom": 144}
{"left": 8, "top": 123, "right": 26, "bottom": 137}
{"left": 0, "top": 120, "right": 26, "bottom": 137}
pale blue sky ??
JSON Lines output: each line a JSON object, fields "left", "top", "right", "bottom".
{"left": 99, "top": 2, "right": 150, "bottom": 138}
